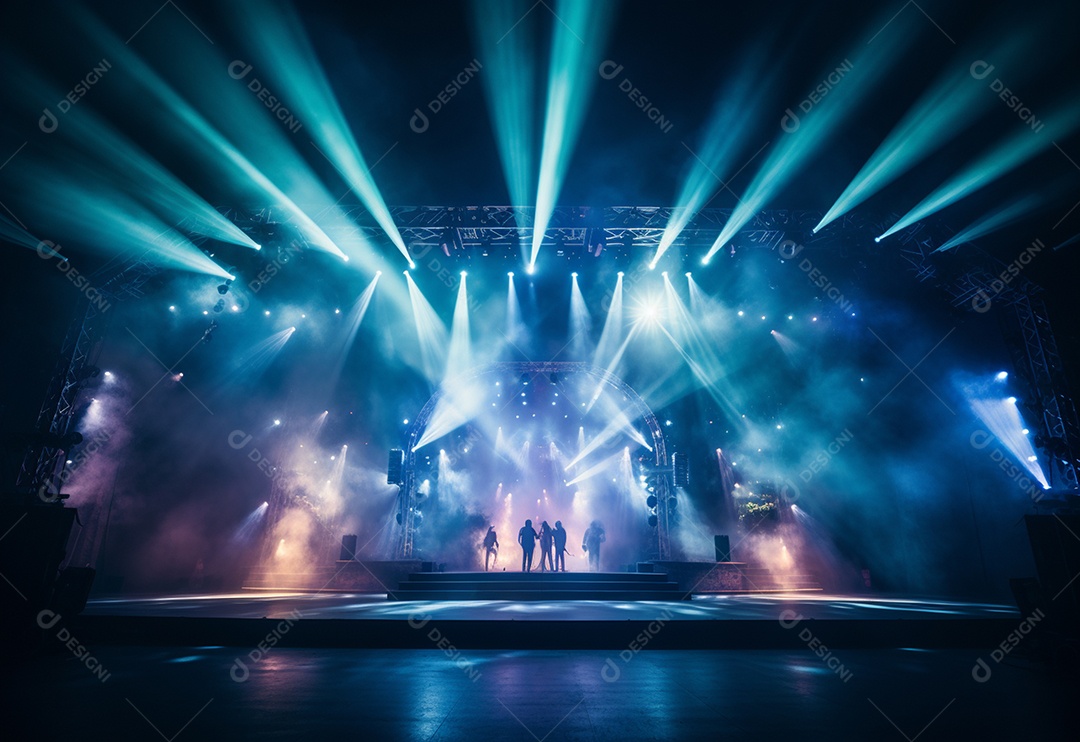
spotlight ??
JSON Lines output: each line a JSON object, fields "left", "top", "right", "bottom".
{"left": 1007, "top": 396, "right": 1017, "bottom": 404}
{"left": 376, "top": 270, "right": 382, "bottom": 276}
{"left": 685, "top": 272, "right": 692, "bottom": 277}
{"left": 273, "top": 419, "right": 281, "bottom": 426}
{"left": 508, "top": 271, "right": 515, "bottom": 277}
{"left": 168, "top": 305, "right": 176, "bottom": 312}
{"left": 996, "top": 371, "right": 1009, "bottom": 381}
{"left": 460, "top": 271, "right": 467, "bottom": 277}
{"left": 617, "top": 271, "right": 624, "bottom": 277}
{"left": 737, "top": 310, "right": 744, "bottom": 317}
{"left": 408, "top": 261, "right": 416, "bottom": 269}
{"left": 526, "top": 264, "right": 535, "bottom": 275}
{"left": 335, "top": 308, "right": 341, "bottom": 314}
{"left": 571, "top": 272, "right": 578, "bottom": 278}
{"left": 701, "top": 257, "right": 710, "bottom": 265}
{"left": 264, "top": 310, "right": 271, "bottom": 316}
{"left": 403, "top": 270, "right": 409, "bottom": 275}
{"left": 661, "top": 271, "right": 668, "bottom": 277}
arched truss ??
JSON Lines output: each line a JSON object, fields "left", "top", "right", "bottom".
{"left": 394, "top": 361, "right": 673, "bottom": 560}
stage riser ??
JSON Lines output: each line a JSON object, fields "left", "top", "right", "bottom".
{"left": 404, "top": 572, "right": 673, "bottom": 582}
{"left": 390, "top": 591, "right": 687, "bottom": 601}
{"left": 391, "top": 570, "right": 685, "bottom": 601}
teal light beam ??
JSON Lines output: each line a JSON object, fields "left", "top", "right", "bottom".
{"left": 530, "top": 0, "right": 615, "bottom": 269}
{"left": 878, "top": 100, "right": 1080, "bottom": 241}
{"left": 240, "top": 1, "right": 410, "bottom": 264}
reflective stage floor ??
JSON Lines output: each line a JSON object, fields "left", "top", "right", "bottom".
{"left": 83, "top": 590, "right": 1018, "bottom": 621}
{"left": 69, "top": 591, "right": 1028, "bottom": 650}
{"left": 7, "top": 646, "right": 1077, "bottom": 740}
{"left": 11, "top": 591, "right": 1077, "bottom": 740}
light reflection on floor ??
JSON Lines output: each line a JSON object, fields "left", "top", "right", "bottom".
{"left": 83, "top": 591, "right": 1019, "bottom": 621}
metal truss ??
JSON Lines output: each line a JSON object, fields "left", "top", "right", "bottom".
{"left": 1001, "top": 295, "right": 1080, "bottom": 490}
{"left": 16, "top": 257, "right": 159, "bottom": 496}
{"left": 221, "top": 205, "right": 825, "bottom": 257}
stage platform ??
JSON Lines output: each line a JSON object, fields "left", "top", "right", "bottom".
{"left": 390, "top": 570, "right": 687, "bottom": 601}
{"left": 69, "top": 590, "right": 1025, "bottom": 651}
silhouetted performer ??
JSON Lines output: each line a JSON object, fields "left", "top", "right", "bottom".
{"left": 518, "top": 519, "right": 539, "bottom": 572}
{"left": 483, "top": 525, "right": 499, "bottom": 572}
{"left": 582, "top": 520, "right": 606, "bottom": 572}
{"left": 538, "top": 521, "right": 554, "bottom": 572}
{"left": 553, "top": 521, "right": 568, "bottom": 571}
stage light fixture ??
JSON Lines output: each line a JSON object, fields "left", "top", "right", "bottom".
{"left": 571, "top": 272, "right": 578, "bottom": 278}
{"left": 508, "top": 271, "right": 515, "bottom": 277}
{"left": 617, "top": 271, "right": 624, "bottom": 277}
{"left": 646, "top": 495, "right": 658, "bottom": 509}
{"left": 217, "top": 283, "right": 230, "bottom": 295}
{"left": 685, "top": 272, "right": 691, "bottom": 277}
{"left": 996, "top": 371, "right": 1008, "bottom": 381}
{"left": 648, "top": 514, "right": 658, "bottom": 528}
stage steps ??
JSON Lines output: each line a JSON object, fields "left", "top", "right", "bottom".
{"left": 739, "top": 565, "right": 821, "bottom": 592}
{"left": 389, "top": 570, "right": 688, "bottom": 601}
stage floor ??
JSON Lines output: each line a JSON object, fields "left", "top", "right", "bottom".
{"left": 83, "top": 590, "right": 1019, "bottom": 622}
{"left": 68, "top": 590, "right": 1030, "bottom": 651}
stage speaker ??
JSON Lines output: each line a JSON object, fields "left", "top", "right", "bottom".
{"left": 672, "top": 453, "right": 690, "bottom": 488}
{"left": 340, "top": 534, "right": 357, "bottom": 561}
{"left": 387, "top": 449, "right": 404, "bottom": 485}
{"left": 53, "top": 567, "right": 96, "bottom": 615}
{"left": 1009, "top": 577, "right": 1044, "bottom": 618}
{"left": 1025, "top": 514, "right": 1080, "bottom": 625}
{"left": 714, "top": 534, "right": 731, "bottom": 562}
